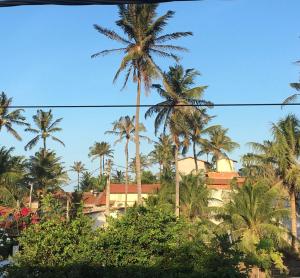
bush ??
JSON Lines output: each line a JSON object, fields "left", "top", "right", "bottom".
{"left": 6, "top": 205, "right": 249, "bottom": 277}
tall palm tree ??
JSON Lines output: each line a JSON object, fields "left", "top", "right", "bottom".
{"left": 25, "top": 110, "right": 64, "bottom": 157}
{"left": 0, "top": 92, "right": 28, "bottom": 141}
{"left": 243, "top": 115, "right": 300, "bottom": 251}
{"left": 105, "top": 115, "right": 149, "bottom": 209}
{"left": 70, "top": 161, "right": 86, "bottom": 191}
{"left": 145, "top": 65, "right": 211, "bottom": 217}
{"left": 89, "top": 141, "right": 113, "bottom": 178}
{"left": 271, "top": 114, "right": 300, "bottom": 251}
{"left": 92, "top": 4, "right": 192, "bottom": 204}
{"left": 149, "top": 134, "right": 175, "bottom": 177}
{"left": 207, "top": 126, "right": 240, "bottom": 168}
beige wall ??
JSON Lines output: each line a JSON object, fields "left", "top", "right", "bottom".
{"left": 178, "top": 158, "right": 206, "bottom": 175}
{"left": 216, "top": 158, "right": 235, "bottom": 172}
{"left": 110, "top": 193, "right": 150, "bottom": 207}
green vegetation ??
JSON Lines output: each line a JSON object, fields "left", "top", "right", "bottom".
{"left": 5, "top": 201, "right": 249, "bottom": 278}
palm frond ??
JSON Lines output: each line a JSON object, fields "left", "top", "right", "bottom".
{"left": 91, "top": 48, "right": 127, "bottom": 59}
{"left": 156, "top": 31, "right": 193, "bottom": 43}
{"left": 25, "top": 135, "right": 40, "bottom": 150}
{"left": 51, "top": 136, "right": 65, "bottom": 147}
{"left": 93, "top": 24, "right": 130, "bottom": 45}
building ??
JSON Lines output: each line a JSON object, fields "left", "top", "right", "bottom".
{"left": 82, "top": 184, "right": 160, "bottom": 227}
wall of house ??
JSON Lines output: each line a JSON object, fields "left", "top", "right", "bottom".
{"left": 110, "top": 193, "right": 151, "bottom": 207}
{"left": 216, "top": 158, "right": 235, "bottom": 172}
{"left": 178, "top": 158, "right": 206, "bottom": 175}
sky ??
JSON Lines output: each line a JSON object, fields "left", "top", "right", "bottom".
{"left": 0, "top": 0, "right": 299, "bottom": 191}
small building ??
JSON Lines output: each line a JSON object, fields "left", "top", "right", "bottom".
{"left": 82, "top": 184, "right": 160, "bottom": 227}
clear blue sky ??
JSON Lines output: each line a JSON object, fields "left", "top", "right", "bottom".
{"left": 0, "top": 0, "right": 299, "bottom": 191}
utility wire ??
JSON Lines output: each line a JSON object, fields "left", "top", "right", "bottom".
{"left": 5, "top": 103, "right": 300, "bottom": 109}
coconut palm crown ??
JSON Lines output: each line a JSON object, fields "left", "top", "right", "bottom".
{"left": 0, "top": 92, "right": 28, "bottom": 141}
{"left": 89, "top": 141, "right": 113, "bottom": 177}
{"left": 70, "top": 161, "right": 87, "bottom": 191}
{"left": 25, "top": 110, "right": 65, "bottom": 156}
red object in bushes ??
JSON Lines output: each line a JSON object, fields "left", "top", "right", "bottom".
{"left": 20, "top": 207, "right": 30, "bottom": 217}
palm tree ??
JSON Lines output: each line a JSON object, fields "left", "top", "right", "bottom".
{"left": 180, "top": 173, "right": 211, "bottom": 221}
{"left": 145, "top": 65, "right": 211, "bottom": 217}
{"left": 129, "top": 153, "right": 151, "bottom": 175}
{"left": 282, "top": 60, "right": 300, "bottom": 105}
{"left": 25, "top": 110, "right": 64, "bottom": 157}
{"left": 105, "top": 115, "right": 149, "bottom": 209}
{"left": 92, "top": 4, "right": 192, "bottom": 204}
{"left": 149, "top": 134, "right": 175, "bottom": 177}
{"left": 218, "top": 181, "right": 288, "bottom": 258}
{"left": 179, "top": 110, "right": 215, "bottom": 172}
{"left": 89, "top": 141, "right": 113, "bottom": 178}
{"left": 112, "top": 170, "right": 125, "bottom": 184}
{"left": 243, "top": 115, "right": 300, "bottom": 251}
{"left": 70, "top": 161, "right": 86, "bottom": 191}
{"left": 0, "top": 147, "right": 27, "bottom": 209}
{"left": 207, "top": 126, "right": 240, "bottom": 168}
{"left": 0, "top": 92, "right": 28, "bottom": 141}
{"left": 27, "top": 150, "right": 69, "bottom": 194}
{"left": 271, "top": 114, "right": 300, "bottom": 251}
{"left": 241, "top": 140, "right": 277, "bottom": 181}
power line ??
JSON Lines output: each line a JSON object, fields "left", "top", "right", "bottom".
{"left": 6, "top": 103, "right": 300, "bottom": 109}
{"left": 0, "top": 0, "right": 195, "bottom": 7}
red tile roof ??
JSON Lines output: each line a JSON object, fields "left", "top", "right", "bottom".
{"left": 82, "top": 192, "right": 105, "bottom": 207}
{"left": 82, "top": 184, "right": 160, "bottom": 207}
{"left": 206, "top": 172, "right": 245, "bottom": 190}
{"left": 109, "top": 184, "right": 160, "bottom": 194}
{"left": 207, "top": 172, "right": 240, "bottom": 179}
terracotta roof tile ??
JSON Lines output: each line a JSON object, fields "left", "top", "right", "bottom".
{"left": 82, "top": 192, "right": 104, "bottom": 206}
{"left": 109, "top": 184, "right": 160, "bottom": 194}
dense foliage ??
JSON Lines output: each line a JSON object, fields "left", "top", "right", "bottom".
{"left": 4, "top": 204, "right": 250, "bottom": 278}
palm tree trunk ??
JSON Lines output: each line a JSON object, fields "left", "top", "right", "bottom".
{"left": 175, "top": 142, "right": 180, "bottom": 217}
{"left": 43, "top": 137, "right": 47, "bottom": 158}
{"left": 77, "top": 172, "right": 80, "bottom": 191}
{"left": 125, "top": 139, "right": 129, "bottom": 211}
{"left": 159, "top": 163, "right": 162, "bottom": 181}
{"left": 100, "top": 156, "right": 103, "bottom": 177}
{"left": 193, "top": 140, "right": 198, "bottom": 172}
{"left": 135, "top": 73, "right": 142, "bottom": 204}
{"left": 103, "top": 156, "right": 105, "bottom": 173}
{"left": 105, "top": 160, "right": 111, "bottom": 216}
{"left": 290, "top": 191, "right": 298, "bottom": 251}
